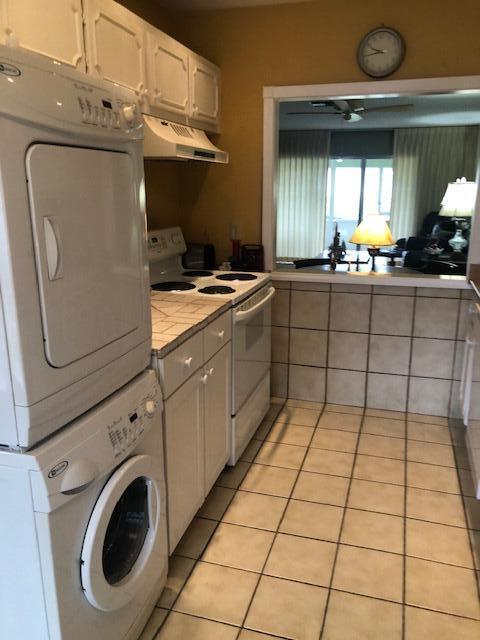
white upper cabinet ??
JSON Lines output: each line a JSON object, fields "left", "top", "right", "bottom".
{"left": 0, "top": 0, "right": 221, "bottom": 130}
{"left": 189, "top": 53, "right": 220, "bottom": 131}
{"left": 145, "top": 28, "right": 189, "bottom": 123}
{"left": 83, "top": 0, "right": 147, "bottom": 101}
{"left": 0, "top": 0, "right": 85, "bottom": 70}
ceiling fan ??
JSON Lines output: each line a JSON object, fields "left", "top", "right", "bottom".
{"left": 287, "top": 99, "right": 414, "bottom": 122}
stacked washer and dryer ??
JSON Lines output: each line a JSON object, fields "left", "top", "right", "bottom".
{"left": 0, "top": 46, "right": 167, "bottom": 640}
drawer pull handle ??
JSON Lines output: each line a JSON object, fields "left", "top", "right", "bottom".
{"left": 217, "top": 330, "right": 225, "bottom": 339}
{"left": 200, "top": 373, "right": 209, "bottom": 385}
{"left": 184, "top": 357, "right": 193, "bottom": 368}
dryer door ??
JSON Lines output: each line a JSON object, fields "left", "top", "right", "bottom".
{"left": 81, "top": 454, "right": 164, "bottom": 612}
{"left": 26, "top": 143, "right": 143, "bottom": 368}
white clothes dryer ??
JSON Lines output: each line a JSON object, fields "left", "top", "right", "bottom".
{"left": 0, "top": 45, "right": 151, "bottom": 449}
{"left": 0, "top": 369, "right": 168, "bottom": 640}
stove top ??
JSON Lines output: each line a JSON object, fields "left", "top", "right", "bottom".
{"left": 152, "top": 281, "right": 196, "bottom": 292}
{"left": 148, "top": 227, "right": 271, "bottom": 305}
{"left": 182, "top": 270, "right": 213, "bottom": 277}
{"left": 216, "top": 273, "right": 258, "bottom": 281}
{"left": 198, "top": 285, "right": 236, "bottom": 295}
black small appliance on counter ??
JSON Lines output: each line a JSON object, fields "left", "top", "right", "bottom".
{"left": 182, "top": 243, "right": 216, "bottom": 270}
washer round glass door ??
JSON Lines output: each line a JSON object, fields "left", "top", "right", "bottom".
{"left": 81, "top": 454, "right": 162, "bottom": 612}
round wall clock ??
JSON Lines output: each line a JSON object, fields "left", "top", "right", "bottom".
{"left": 357, "top": 26, "right": 406, "bottom": 78}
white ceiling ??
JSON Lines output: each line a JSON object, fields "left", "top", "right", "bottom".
{"left": 157, "top": 0, "right": 309, "bottom": 9}
{"left": 280, "top": 93, "right": 480, "bottom": 130}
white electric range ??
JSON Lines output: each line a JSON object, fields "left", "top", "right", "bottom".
{"left": 148, "top": 227, "right": 270, "bottom": 303}
{"left": 148, "top": 227, "right": 274, "bottom": 464}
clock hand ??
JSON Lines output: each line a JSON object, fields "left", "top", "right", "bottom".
{"left": 367, "top": 47, "right": 388, "bottom": 55}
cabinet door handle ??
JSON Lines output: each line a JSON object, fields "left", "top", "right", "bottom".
{"left": 207, "top": 367, "right": 214, "bottom": 376}
{"left": 217, "top": 330, "right": 225, "bottom": 340}
{"left": 200, "top": 373, "right": 209, "bottom": 385}
{"left": 184, "top": 356, "right": 193, "bottom": 368}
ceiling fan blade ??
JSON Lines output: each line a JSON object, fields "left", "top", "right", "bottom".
{"left": 349, "top": 99, "right": 365, "bottom": 111}
{"left": 286, "top": 111, "right": 340, "bottom": 116}
{"left": 333, "top": 99, "right": 350, "bottom": 112}
{"left": 364, "top": 104, "right": 414, "bottom": 113}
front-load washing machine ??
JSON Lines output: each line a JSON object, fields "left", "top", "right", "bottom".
{"left": 0, "top": 369, "right": 168, "bottom": 640}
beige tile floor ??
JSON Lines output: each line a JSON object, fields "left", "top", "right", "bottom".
{"left": 140, "top": 400, "right": 480, "bottom": 640}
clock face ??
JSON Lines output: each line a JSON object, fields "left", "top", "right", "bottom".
{"left": 358, "top": 27, "right": 405, "bottom": 78}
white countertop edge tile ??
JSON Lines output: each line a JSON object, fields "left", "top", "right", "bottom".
{"left": 271, "top": 269, "right": 470, "bottom": 290}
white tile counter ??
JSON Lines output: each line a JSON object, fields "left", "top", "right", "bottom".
{"left": 151, "top": 291, "right": 230, "bottom": 357}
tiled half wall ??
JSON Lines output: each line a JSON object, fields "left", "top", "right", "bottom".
{"left": 271, "top": 281, "right": 474, "bottom": 417}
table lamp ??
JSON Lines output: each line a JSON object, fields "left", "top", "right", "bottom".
{"left": 439, "top": 177, "right": 477, "bottom": 253}
{"left": 349, "top": 214, "right": 394, "bottom": 271}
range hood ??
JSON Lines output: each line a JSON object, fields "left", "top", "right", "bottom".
{"left": 143, "top": 115, "right": 228, "bottom": 164}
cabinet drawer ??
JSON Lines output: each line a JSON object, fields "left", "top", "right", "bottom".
{"left": 159, "top": 332, "right": 203, "bottom": 398}
{"left": 204, "top": 310, "right": 231, "bottom": 361}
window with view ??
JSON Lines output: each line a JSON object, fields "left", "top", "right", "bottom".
{"left": 325, "top": 157, "right": 393, "bottom": 250}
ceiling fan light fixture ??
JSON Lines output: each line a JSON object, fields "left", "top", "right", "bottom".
{"left": 343, "top": 111, "right": 363, "bottom": 122}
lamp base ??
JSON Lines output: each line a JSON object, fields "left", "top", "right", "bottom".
{"left": 367, "top": 247, "right": 380, "bottom": 272}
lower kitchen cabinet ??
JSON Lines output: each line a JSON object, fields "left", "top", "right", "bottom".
{"left": 164, "top": 371, "right": 204, "bottom": 554}
{"left": 204, "top": 343, "right": 231, "bottom": 495}
{"left": 163, "top": 338, "right": 231, "bottom": 554}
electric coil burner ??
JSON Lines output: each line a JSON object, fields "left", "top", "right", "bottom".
{"left": 182, "top": 270, "right": 214, "bottom": 277}
{"left": 216, "top": 273, "right": 258, "bottom": 281}
{"left": 198, "top": 285, "right": 236, "bottom": 295}
{"left": 152, "top": 281, "right": 196, "bottom": 292}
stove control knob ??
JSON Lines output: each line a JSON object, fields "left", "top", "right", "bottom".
{"left": 122, "top": 103, "right": 137, "bottom": 124}
{"left": 144, "top": 399, "right": 156, "bottom": 418}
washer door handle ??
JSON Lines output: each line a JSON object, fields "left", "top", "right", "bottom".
{"left": 60, "top": 459, "right": 98, "bottom": 495}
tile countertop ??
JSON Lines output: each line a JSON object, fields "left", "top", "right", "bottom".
{"left": 272, "top": 266, "right": 470, "bottom": 289}
{"left": 150, "top": 291, "right": 230, "bottom": 358}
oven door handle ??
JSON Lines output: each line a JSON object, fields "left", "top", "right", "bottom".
{"left": 233, "top": 287, "right": 275, "bottom": 324}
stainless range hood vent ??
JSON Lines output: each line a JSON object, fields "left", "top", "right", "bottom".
{"left": 143, "top": 115, "right": 228, "bottom": 164}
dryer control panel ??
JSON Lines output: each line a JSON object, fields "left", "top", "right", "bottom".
{"left": 0, "top": 42, "right": 142, "bottom": 139}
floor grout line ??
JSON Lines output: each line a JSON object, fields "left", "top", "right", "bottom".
{"left": 237, "top": 401, "right": 327, "bottom": 637}
{"left": 149, "top": 400, "right": 480, "bottom": 639}
{"left": 317, "top": 408, "right": 367, "bottom": 639}
{"left": 151, "top": 401, "right": 292, "bottom": 638}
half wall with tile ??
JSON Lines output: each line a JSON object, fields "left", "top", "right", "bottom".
{"left": 271, "top": 281, "right": 473, "bottom": 417}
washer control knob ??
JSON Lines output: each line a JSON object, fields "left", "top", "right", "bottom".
{"left": 144, "top": 399, "right": 156, "bottom": 418}
{"left": 122, "top": 103, "right": 137, "bottom": 124}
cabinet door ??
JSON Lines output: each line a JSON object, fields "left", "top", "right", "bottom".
{"left": 145, "top": 28, "right": 189, "bottom": 122}
{"left": 83, "top": 0, "right": 147, "bottom": 99}
{"left": 189, "top": 53, "right": 220, "bottom": 132}
{"left": 203, "top": 343, "right": 231, "bottom": 494}
{"left": 164, "top": 373, "right": 204, "bottom": 554}
{"left": 0, "top": 0, "right": 85, "bottom": 70}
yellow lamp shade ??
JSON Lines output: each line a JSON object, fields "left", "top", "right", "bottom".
{"left": 349, "top": 214, "right": 394, "bottom": 247}
{"left": 439, "top": 177, "right": 477, "bottom": 217}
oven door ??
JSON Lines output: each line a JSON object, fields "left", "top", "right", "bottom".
{"left": 232, "top": 286, "right": 274, "bottom": 414}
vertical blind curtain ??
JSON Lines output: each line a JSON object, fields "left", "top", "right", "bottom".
{"left": 277, "top": 130, "right": 330, "bottom": 258}
{"left": 389, "top": 125, "right": 479, "bottom": 241}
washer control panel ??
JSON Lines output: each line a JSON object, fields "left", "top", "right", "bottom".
{"left": 107, "top": 394, "right": 157, "bottom": 458}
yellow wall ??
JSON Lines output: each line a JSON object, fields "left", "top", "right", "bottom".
{"left": 125, "top": 0, "right": 480, "bottom": 260}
